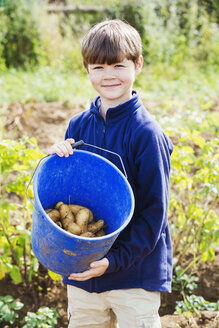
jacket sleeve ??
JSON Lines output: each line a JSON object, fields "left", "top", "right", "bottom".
{"left": 105, "top": 126, "right": 173, "bottom": 274}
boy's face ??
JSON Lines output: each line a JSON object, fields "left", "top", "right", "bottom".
{"left": 87, "top": 56, "right": 143, "bottom": 107}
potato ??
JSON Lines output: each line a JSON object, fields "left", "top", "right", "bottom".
{"left": 95, "top": 229, "right": 106, "bottom": 237}
{"left": 67, "top": 222, "right": 81, "bottom": 235}
{"left": 55, "top": 201, "right": 64, "bottom": 210}
{"left": 46, "top": 201, "right": 107, "bottom": 237}
{"left": 88, "top": 209, "right": 94, "bottom": 223}
{"left": 80, "top": 232, "right": 95, "bottom": 238}
{"left": 69, "top": 204, "right": 84, "bottom": 215}
{"left": 59, "top": 204, "right": 75, "bottom": 221}
{"left": 56, "top": 221, "right": 62, "bottom": 228}
{"left": 87, "top": 219, "right": 105, "bottom": 233}
{"left": 61, "top": 217, "right": 72, "bottom": 230}
{"left": 46, "top": 209, "right": 60, "bottom": 222}
{"left": 45, "top": 209, "right": 52, "bottom": 213}
{"left": 75, "top": 208, "right": 90, "bottom": 233}
{"left": 69, "top": 204, "right": 93, "bottom": 223}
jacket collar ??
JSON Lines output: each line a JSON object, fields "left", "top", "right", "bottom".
{"left": 90, "top": 90, "right": 142, "bottom": 123}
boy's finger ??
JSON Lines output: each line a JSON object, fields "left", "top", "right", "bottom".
{"left": 68, "top": 268, "right": 99, "bottom": 281}
{"left": 56, "top": 143, "right": 70, "bottom": 157}
{"left": 66, "top": 138, "right": 75, "bottom": 144}
{"left": 65, "top": 141, "right": 74, "bottom": 154}
{"left": 54, "top": 145, "right": 65, "bottom": 157}
{"left": 90, "top": 258, "right": 109, "bottom": 268}
{"left": 46, "top": 139, "right": 75, "bottom": 157}
{"left": 47, "top": 145, "right": 61, "bottom": 156}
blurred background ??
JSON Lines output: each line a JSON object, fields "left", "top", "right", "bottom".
{"left": 0, "top": 1, "right": 218, "bottom": 327}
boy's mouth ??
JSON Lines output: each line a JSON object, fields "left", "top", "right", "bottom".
{"left": 102, "top": 84, "right": 120, "bottom": 88}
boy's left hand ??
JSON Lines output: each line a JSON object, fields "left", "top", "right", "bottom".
{"left": 68, "top": 258, "right": 109, "bottom": 281}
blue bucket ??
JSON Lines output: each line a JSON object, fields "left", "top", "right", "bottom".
{"left": 30, "top": 149, "right": 135, "bottom": 275}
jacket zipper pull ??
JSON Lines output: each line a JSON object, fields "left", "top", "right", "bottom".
{"left": 102, "top": 123, "right": 106, "bottom": 147}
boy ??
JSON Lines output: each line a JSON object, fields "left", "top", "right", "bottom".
{"left": 48, "top": 19, "right": 173, "bottom": 328}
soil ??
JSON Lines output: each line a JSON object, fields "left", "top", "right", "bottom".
{"left": 4, "top": 101, "right": 83, "bottom": 151}
{"left": 2, "top": 101, "right": 219, "bottom": 327}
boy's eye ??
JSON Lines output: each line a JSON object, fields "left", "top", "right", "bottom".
{"left": 93, "top": 66, "right": 103, "bottom": 70}
{"left": 115, "top": 64, "right": 125, "bottom": 68}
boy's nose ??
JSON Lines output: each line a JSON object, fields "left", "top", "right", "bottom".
{"left": 103, "top": 67, "right": 115, "bottom": 78}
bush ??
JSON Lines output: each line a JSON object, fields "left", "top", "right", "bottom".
{"left": 0, "top": 10, "right": 7, "bottom": 70}
{"left": 0, "top": 0, "right": 218, "bottom": 70}
{"left": 66, "top": 0, "right": 219, "bottom": 68}
{"left": 0, "top": 0, "right": 44, "bottom": 68}
{"left": 168, "top": 128, "right": 219, "bottom": 269}
{"left": 0, "top": 137, "right": 45, "bottom": 284}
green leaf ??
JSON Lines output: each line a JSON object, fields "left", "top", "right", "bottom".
{"left": 0, "top": 260, "right": 6, "bottom": 280}
{"left": 0, "top": 295, "right": 14, "bottom": 303}
{"left": 48, "top": 270, "right": 60, "bottom": 281}
{"left": 11, "top": 300, "right": 24, "bottom": 310}
{"left": 9, "top": 266, "right": 22, "bottom": 284}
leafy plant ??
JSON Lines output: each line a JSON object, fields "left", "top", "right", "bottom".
{"left": 0, "top": 0, "right": 44, "bottom": 68}
{"left": 0, "top": 295, "right": 24, "bottom": 325}
{"left": 173, "top": 265, "right": 199, "bottom": 297}
{"left": 1, "top": 0, "right": 219, "bottom": 71}
{"left": 22, "top": 306, "right": 59, "bottom": 328}
{"left": 173, "top": 265, "right": 219, "bottom": 315}
{"left": 0, "top": 296, "right": 59, "bottom": 327}
{"left": 175, "top": 295, "right": 219, "bottom": 315}
{"left": 0, "top": 137, "right": 45, "bottom": 284}
{"left": 168, "top": 128, "right": 219, "bottom": 270}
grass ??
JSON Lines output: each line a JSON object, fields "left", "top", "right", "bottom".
{"left": 0, "top": 66, "right": 94, "bottom": 105}
{"left": 137, "top": 64, "right": 219, "bottom": 134}
{"left": 0, "top": 63, "right": 218, "bottom": 135}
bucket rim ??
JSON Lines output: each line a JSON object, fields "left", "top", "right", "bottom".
{"left": 33, "top": 149, "right": 135, "bottom": 241}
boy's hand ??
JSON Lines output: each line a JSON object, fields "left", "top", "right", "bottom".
{"left": 68, "top": 258, "right": 109, "bottom": 281}
{"left": 47, "top": 138, "right": 75, "bottom": 157}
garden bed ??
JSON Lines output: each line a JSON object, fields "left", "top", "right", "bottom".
{"left": 2, "top": 101, "right": 218, "bottom": 327}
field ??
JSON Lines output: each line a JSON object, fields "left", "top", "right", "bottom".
{"left": 0, "top": 65, "right": 218, "bottom": 327}
{"left": 0, "top": 1, "right": 219, "bottom": 327}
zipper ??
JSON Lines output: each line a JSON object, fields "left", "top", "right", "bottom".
{"left": 102, "top": 122, "right": 106, "bottom": 149}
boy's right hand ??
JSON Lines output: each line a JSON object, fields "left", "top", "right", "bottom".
{"left": 47, "top": 138, "right": 75, "bottom": 157}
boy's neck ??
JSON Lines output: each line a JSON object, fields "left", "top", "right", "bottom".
{"left": 99, "top": 94, "right": 133, "bottom": 121}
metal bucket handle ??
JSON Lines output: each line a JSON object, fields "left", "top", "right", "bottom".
{"left": 25, "top": 140, "right": 127, "bottom": 213}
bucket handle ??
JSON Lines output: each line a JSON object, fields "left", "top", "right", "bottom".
{"left": 25, "top": 140, "right": 127, "bottom": 213}
{"left": 25, "top": 154, "right": 49, "bottom": 213}
{"left": 75, "top": 140, "right": 128, "bottom": 179}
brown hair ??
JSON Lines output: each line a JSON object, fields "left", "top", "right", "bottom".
{"left": 82, "top": 19, "right": 142, "bottom": 69}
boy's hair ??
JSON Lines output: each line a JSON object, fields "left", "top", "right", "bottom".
{"left": 82, "top": 19, "right": 142, "bottom": 69}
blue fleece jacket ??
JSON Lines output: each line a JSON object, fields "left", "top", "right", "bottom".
{"left": 63, "top": 91, "right": 173, "bottom": 293}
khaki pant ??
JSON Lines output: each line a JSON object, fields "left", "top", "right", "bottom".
{"left": 67, "top": 285, "right": 161, "bottom": 328}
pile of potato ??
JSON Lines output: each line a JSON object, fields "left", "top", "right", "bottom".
{"left": 45, "top": 202, "right": 106, "bottom": 237}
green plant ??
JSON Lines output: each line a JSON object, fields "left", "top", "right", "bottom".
{"left": 1, "top": 0, "right": 218, "bottom": 71}
{"left": 0, "top": 137, "right": 45, "bottom": 284}
{"left": 173, "top": 265, "right": 199, "bottom": 297}
{"left": 175, "top": 295, "right": 219, "bottom": 315}
{"left": 173, "top": 264, "right": 219, "bottom": 316}
{"left": 0, "top": 0, "right": 44, "bottom": 68}
{"left": 0, "top": 10, "right": 7, "bottom": 71}
{"left": 168, "top": 128, "right": 219, "bottom": 271}
{"left": 0, "top": 295, "right": 24, "bottom": 325}
{"left": 22, "top": 306, "right": 59, "bottom": 328}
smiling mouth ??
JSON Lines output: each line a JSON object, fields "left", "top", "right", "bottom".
{"left": 102, "top": 84, "right": 120, "bottom": 88}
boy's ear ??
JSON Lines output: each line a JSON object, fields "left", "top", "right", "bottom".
{"left": 135, "top": 55, "right": 143, "bottom": 75}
